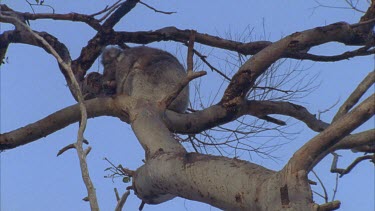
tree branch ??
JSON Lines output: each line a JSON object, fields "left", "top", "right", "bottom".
{"left": 288, "top": 94, "right": 375, "bottom": 173}
{"left": 332, "top": 71, "right": 375, "bottom": 122}
{"left": 0, "top": 97, "right": 124, "bottom": 150}
{"left": 330, "top": 129, "right": 375, "bottom": 151}
{"left": 220, "top": 21, "right": 375, "bottom": 107}
{"left": 115, "top": 190, "right": 130, "bottom": 211}
{"left": 0, "top": 30, "right": 71, "bottom": 76}
{"left": 101, "top": 0, "right": 139, "bottom": 31}
{"left": 21, "top": 12, "right": 102, "bottom": 30}
{"left": 331, "top": 153, "right": 374, "bottom": 177}
{"left": 0, "top": 12, "right": 100, "bottom": 209}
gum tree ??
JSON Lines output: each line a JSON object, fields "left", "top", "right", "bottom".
{"left": 1, "top": 1, "right": 374, "bottom": 210}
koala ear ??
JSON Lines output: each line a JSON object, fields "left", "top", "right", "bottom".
{"left": 101, "top": 47, "right": 122, "bottom": 65}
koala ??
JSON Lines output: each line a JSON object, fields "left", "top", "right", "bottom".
{"left": 101, "top": 46, "right": 189, "bottom": 113}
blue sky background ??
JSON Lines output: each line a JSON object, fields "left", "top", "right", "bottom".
{"left": 1, "top": 1, "right": 374, "bottom": 210}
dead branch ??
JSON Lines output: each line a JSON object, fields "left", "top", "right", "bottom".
{"left": 331, "top": 152, "right": 374, "bottom": 177}
{"left": 316, "top": 200, "right": 341, "bottom": 211}
{"left": 139, "top": 1, "right": 176, "bottom": 14}
{"left": 192, "top": 48, "right": 231, "bottom": 81}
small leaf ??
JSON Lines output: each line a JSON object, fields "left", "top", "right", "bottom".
{"left": 122, "top": 177, "right": 131, "bottom": 183}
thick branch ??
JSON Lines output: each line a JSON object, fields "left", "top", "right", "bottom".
{"left": 0, "top": 97, "right": 129, "bottom": 150}
{"left": 164, "top": 100, "right": 329, "bottom": 134}
{"left": 330, "top": 129, "right": 375, "bottom": 151}
{"left": 0, "top": 30, "right": 71, "bottom": 77}
{"left": 21, "top": 12, "right": 101, "bottom": 31}
{"left": 130, "top": 102, "right": 186, "bottom": 159}
{"left": 1, "top": 97, "right": 325, "bottom": 151}
{"left": 221, "top": 21, "right": 375, "bottom": 107}
{"left": 71, "top": 0, "right": 139, "bottom": 79}
{"left": 101, "top": 0, "right": 139, "bottom": 31}
{"left": 291, "top": 46, "right": 375, "bottom": 62}
{"left": 288, "top": 94, "right": 375, "bottom": 173}
{"left": 333, "top": 71, "right": 375, "bottom": 122}
{"left": 133, "top": 152, "right": 314, "bottom": 210}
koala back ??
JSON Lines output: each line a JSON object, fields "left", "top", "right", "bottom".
{"left": 103, "top": 46, "right": 189, "bottom": 113}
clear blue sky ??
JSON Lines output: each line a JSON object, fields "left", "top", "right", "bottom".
{"left": 1, "top": 1, "right": 374, "bottom": 210}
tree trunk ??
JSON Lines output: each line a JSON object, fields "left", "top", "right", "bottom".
{"left": 130, "top": 102, "right": 315, "bottom": 210}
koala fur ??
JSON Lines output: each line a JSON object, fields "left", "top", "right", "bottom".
{"left": 101, "top": 46, "right": 189, "bottom": 113}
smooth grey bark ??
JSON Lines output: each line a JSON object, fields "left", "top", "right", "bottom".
{"left": 129, "top": 100, "right": 315, "bottom": 210}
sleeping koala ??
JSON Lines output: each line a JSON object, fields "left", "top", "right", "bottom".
{"left": 101, "top": 46, "right": 189, "bottom": 113}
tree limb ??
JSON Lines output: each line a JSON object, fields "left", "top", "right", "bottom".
{"left": 288, "top": 94, "right": 375, "bottom": 173}
{"left": 330, "top": 129, "right": 375, "bottom": 151}
{"left": 21, "top": 12, "right": 101, "bottom": 30}
{"left": 220, "top": 21, "right": 375, "bottom": 107}
{"left": 332, "top": 71, "right": 375, "bottom": 122}
{"left": 331, "top": 153, "right": 374, "bottom": 177}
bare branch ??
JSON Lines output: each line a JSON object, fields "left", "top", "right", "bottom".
{"left": 90, "top": 0, "right": 121, "bottom": 17}
{"left": 161, "top": 70, "right": 206, "bottom": 111}
{"left": 317, "top": 200, "right": 341, "bottom": 211}
{"left": 0, "top": 30, "right": 71, "bottom": 79}
{"left": 139, "top": 1, "right": 176, "bottom": 14}
{"left": 0, "top": 11, "right": 101, "bottom": 210}
{"left": 333, "top": 71, "right": 375, "bottom": 122}
{"left": 22, "top": 12, "right": 101, "bottom": 30}
{"left": 0, "top": 97, "right": 127, "bottom": 150}
{"left": 288, "top": 94, "right": 375, "bottom": 173}
{"left": 289, "top": 46, "right": 375, "bottom": 62}
{"left": 192, "top": 48, "right": 231, "bottom": 81}
{"left": 330, "top": 129, "right": 375, "bottom": 151}
{"left": 312, "top": 170, "right": 328, "bottom": 203}
{"left": 102, "top": 0, "right": 139, "bottom": 31}
{"left": 220, "top": 21, "right": 375, "bottom": 107}
{"left": 161, "top": 31, "right": 207, "bottom": 109}
{"left": 57, "top": 143, "right": 76, "bottom": 156}
{"left": 187, "top": 31, "right": 196, "bottom": 73}
{"left": 114, "top": 188, "right": 120, "bottom": 201}
{"left": 115, "top": 190, "right": 131, "bottom": 211}
{"left": 331, "top": 152, "right": 374, "bottom": 177}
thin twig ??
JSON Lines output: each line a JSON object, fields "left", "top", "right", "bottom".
{"left": 90, "top": 0, "right": 122, "bottom": 17}
{"left": 192, "top": 48, "right": 231, "bottom": 81}
{"left": 331, "top": 152, "right": 374, "bottom": 177}
{"left": 331, "top": 173, "right": 339, "bottom": 201}
{"left": 139, "top": 1, "right": 176, "bottom": 14}
{"left": 57, "top": 143, "right": 76, "bottom": 156}
{"left": 114, "top": 188, "right": 120, "bottom": 201}
{"left": 161, "top": 31, "right": 207, "bottom": 109}
{"left": 312, "top": 170, "right": 328, "bottom": 203}
{"left": 187, "top": 30, "right": 196, "bottom": 73}
{"left": 115, "top": 190, "right": 131, "bottom": 211}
